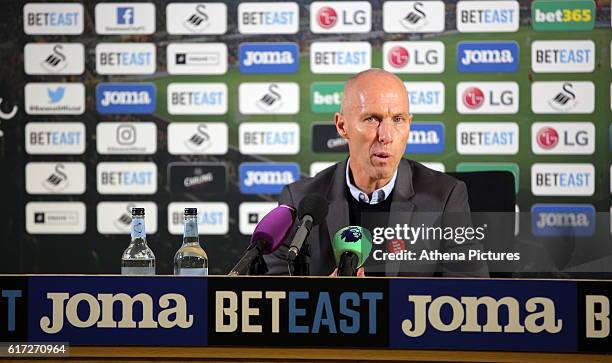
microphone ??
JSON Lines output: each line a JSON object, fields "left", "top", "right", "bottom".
{"left": 287, "top": 194, "right": 329, "bottom": 261}
{"left": 332, "top": 226, "right": 373, "bottom": 276}
{"left": 229, "top": 205, "right": 295, "bottom": 276}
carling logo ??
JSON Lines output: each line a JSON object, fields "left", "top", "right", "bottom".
{"left": 383, "top": 41, "right": 444, "bottom": 74}
{"left": 97, "top": 202, "right": 157, "bottom": 234}
{"left": 310, "top": 42, "right": 371, "bottom": 74}
{"left": 239, "top": 43, "right": 298, "bottom": 74}
{"left": 167, "top": 43, "right": 227, "bottom": 75}
{"left": 383, "top": 1, "right": 445, "bottom": 33}
{"left": 168, "top": 202, "right": 228, "bottom": 235}
{"left": 531, "top": 204, "right": 595, "bottom": 237}
{"left": 167, "top": 83, "right": 227, "bottom": 115}
{"left": 26, "top": 202, "right": 86, "bottom": 234}
{"left": 239, "top": 202, "right": 277, "bottom": 235}
{"left": 167, "top": 122, "right": 228, "bottom": 155}
{"left": 166, "top": 3, "right": 227, "bottom": 34}
{"left": 531, "top": 122, "right": 594, "bottom": 155}
{"left": 167, "top": 162, "right": 227, "bottom": 195}
{"left": 531, "top": 81, "right": 594, "bottom": 114}
{"left": 25, "top": 83, "right": 84, "bottom": 115}
{"left": 311, "top": 123, "right": 348, "bottom": 153}
{"left": 239, "top": 122, "right": 300, "bottom": 155}
{"left": 26, "top": 162, "right": 86, "bottom": 195}
{"left": 24, "top": 43, "right": 84, "bottom": 75}
{"left": 457, "top": 122, "right": 518, "bottom": 155}
{"left": 25, "top": 122, "right": 85, "bottom": 155}
{"left": 310, "top": 1, "right": 371, "bottom": 33}
{"left": 404, "top": 82, "right": 445, "bottom": 114}
{"left": 95, "top": 3, "right": 155, "bottom": 34}
{"left": 97, "top": 162, "right": 157, "bottom": 195}
{"left": 96, "top": 122, "right": 157, "bottom": 155}
{"left": 531, "top": 163, "right": 594, "bottom": 196}
{"left": 457, "top": 82, "right": 518, "bottom": 114}
{"left": 239, "top": 163, "right": 300, "bottom": 195}
{"left": 95, "top": 43, "right": 156, "bottom": 75}
{"left": 457, "top": 41, "right": 518, "bottom": 73}
{"left": 531, "top": 40, "right": 594, "bottom": 73}
{"left": 239, "top": 83, "right": 299, "bottom": 114}
{"left": 23, "top": 3, "right": 83, "bottom": 34}
{"left": 456, "top": 1, "right": 519, "bottom": 32}
{"left": 96, "top": 83, "right": 156, "bottom": 114}
{"left": 238, "top": 2, "right": 299, "bottom": 34}
{"left": 405, "top": 122, "right": 444, "bottom": 154}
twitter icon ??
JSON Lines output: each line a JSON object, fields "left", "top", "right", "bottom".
{"left": 47, "top": 87, "right": 65, "bottom": 104}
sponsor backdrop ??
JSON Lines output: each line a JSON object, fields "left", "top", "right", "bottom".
{"left": 0, "top": 0, "right": 610, "bottom": 274}
{"left": 0, "top": 276, "right": 611, "bottom": 353}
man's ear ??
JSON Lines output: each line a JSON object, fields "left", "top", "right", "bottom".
{"left": 335, "top": 112, "right": 348, "bottom": 139}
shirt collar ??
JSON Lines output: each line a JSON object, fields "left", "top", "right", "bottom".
{"left": 345, "top": 158, "right": 397, "bottom": 205}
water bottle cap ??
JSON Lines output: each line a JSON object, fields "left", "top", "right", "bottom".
{"left": 184, "top": 208, "right": 198, "bottom": 216}
{"left": 131, "top": 207, "right": 145, "bottom": 216}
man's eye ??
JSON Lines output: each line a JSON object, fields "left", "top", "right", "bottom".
{"left": 365, "top": 116, "right": 377, "bottom": 122}
{"left": 394, "top": 117, "right": 404, "bottom": 123}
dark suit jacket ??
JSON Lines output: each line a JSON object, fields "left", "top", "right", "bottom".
{"left": 264, "top": 158, "right": 489, "bottom": 277}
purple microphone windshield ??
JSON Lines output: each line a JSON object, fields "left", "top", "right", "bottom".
{"left": 250, "top": 205, "right": 296, "bottom": 254}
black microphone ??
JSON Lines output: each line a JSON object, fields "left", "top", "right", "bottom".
{"left": 287, "top": 194, "right": 329, "bottom": 261}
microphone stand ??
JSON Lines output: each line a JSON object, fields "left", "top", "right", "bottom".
{"left": 292, "top": 242, "right": 310, "bottom": 276}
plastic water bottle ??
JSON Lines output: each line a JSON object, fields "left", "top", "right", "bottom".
{"left": 174, "top": 208, "right": 208, "bottom": 275}
{"left": 121, "top": 208, "right": 155, "bottom": 275}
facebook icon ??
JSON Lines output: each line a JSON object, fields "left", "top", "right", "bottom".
{"left": 117, "top": 7, "right": 134, "bottom": 25}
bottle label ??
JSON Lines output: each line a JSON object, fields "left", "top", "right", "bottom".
{"left": 131, "top": 219, "right": 146, "bottom": 239}
{"left": 183, "top": 219, "right": 199, "bottom": 238}
{"left": 121, "top": 266, "right": 155, "bottom": 275}
{"left": 178, "top": 268, "right": 208, "bottom": 276}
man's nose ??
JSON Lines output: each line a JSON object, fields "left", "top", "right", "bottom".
{"left": 378, "top": 119, "right": 394, "bottom": 144}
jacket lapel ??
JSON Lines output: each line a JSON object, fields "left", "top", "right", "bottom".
{"left": 325, "top": 159, "right": 350, "bottom": 246}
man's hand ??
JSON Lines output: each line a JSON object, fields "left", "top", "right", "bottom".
{"left": 329, "top": 267, "right": 365, "bottom": 277}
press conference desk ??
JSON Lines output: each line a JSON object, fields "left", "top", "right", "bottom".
{"left": 1, "top": 275, "right": 611, "bottom": 362}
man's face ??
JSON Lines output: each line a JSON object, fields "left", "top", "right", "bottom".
{"left": 336, "top": 77, "right": 412, "bottom": 182}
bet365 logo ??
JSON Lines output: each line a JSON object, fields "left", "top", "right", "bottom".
{"left": 531, "top": 0, "right": 594, "bottom": 31}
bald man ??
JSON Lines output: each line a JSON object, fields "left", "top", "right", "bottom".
{"left": 264, "top": 69, "right": 489, "bottom": 277}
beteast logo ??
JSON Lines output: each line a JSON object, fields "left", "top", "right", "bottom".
{"left": 383, "top": 42, "right": 444, "bottom": 74}
{"left": 532, "top": 122, "right": 594, "bottom": 155}
{"left": 310, "top": 42, "right": 371, "bottom": 74}
{"left": 26, "top": 202, "right": 86, "bottom": 234}
{"left": 383, "top": 1, "right": 445, "bottom": 33}
{"left": 457, "top": 82, "right": 518, "bottom": 114}
{"left": 531, "top": 0, "right": 595, "bottom": 31}
{"left": 310, "top": 1, "right": 371, "bottom": 33}
{"left": 26, "top": 162, "right": 85, "bottom": 195}
{"left": 95, "top": 43, "right": 156, "bottom": 75}
{"left": 239, "top": 43, "right": 298, "bottom": 74}
{"left": 239, "top": 122, "right": 300, "bottom": 155}
{"left": 23, "top": 3, "right": 83, "bottom": 34}
{"left": 531, "top": 204, "right": 595, "bottom": 237}
{"left": 532, "top": 40, "right": 594, "bottom": 73}
{"left": 311, "top": 123, "right": 348, "bottom": 153}
{"left": 405, "top": 123, "right": 445, "bottom": 154}
{"left": 96, "top": 202, "right": 157, "bottom": 234}
{"left": 167, "top": 202, "right": 228, "bottom": 235}
{"left": 167, "top": 43, "right": 227, "bottom": 75}
{"left": 96, "top": 122, "right": 157, "bottom": 155}
{"left": 25, "top": 83, "right": 85, "bottom": 115}
{"left": 238, "top": 2, "right": 299, "bottom": 34}
{"left": 166, "top": 3, "right": 227, "bottom": 35}
{"left": 400, "top": 294, "right": 562, "bottom": 338}
{"left": 167, "top": 123, "right": 228, "bottom": 155}
{"left": 405, "top": 82, "right": 445, "bottom": 114}
{"left": 97, "top": 162, "right": 157, "bottom": 195}
{"left": 239, "top": 163, "right": 300, "bottom": 195}
{"left": 457, "top": 42, "right": 518, "bottom": 73}
{"left": 38, "top": 292, "right": 192, "bottom": 334}
{"left": 531, "top": 163, "right": 594, "bottom": 196}
{"left": 167, "top": 83, "right": 227, "bottom": 115}
{"left": 238, "top": 202, "right": 277, "bottom": 235}
{"left": 167, "top": 163, "right": 227, "bottom": 194}
{"left": 96, "top": 83, "right": 156, "bottom": 114}
{"left": 26, "top": 122, "right": 85, "bottom": 155}
{"left": 531, "top": 81, "right": 594, "bottom": 114}
{"left": 239, "top": 82, "right": 300, "bottom": 115}
{"left": 456, "top": 1, "right": 519, "bottom": 33}
{"left": 457, "top": 122, "right": 518, "bottom": 155}
{"left": 25, "top": 43, "right": 84, "bottom": 75}
{"left": 95, "top": 3, "right": 155, "bottom": 34}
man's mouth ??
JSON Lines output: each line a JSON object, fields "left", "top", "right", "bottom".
{"left": 372, "top": 152, "right": 391, "bottom": 160}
